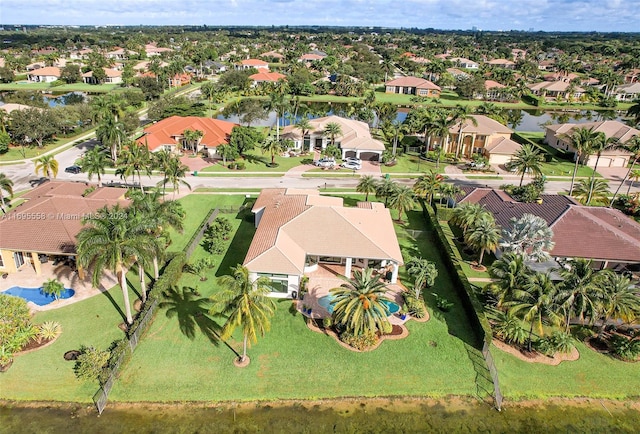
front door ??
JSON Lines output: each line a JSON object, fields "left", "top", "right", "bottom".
{"left": 13, "top": 252, "right": 25, "bottom": 269}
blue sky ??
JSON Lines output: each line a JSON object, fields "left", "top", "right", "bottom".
{"left": 1, "top": 0, "right": 638, "bottom": 32}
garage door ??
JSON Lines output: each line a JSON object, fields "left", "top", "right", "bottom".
{"left": 359, "top": 151, "right": 381, "bottom": 161}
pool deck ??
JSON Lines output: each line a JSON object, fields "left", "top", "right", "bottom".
{"left": 0, "top": 261, "right": 117, "bottom": 313}
{"left": 298, "top": 264, "right": 410, "bottom": 325}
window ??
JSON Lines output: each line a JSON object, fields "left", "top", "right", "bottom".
{"left": 258, "top": 273, "right": 289, "bottom": 293}
{"left": 0, "top": 253, "right": 4, "bottom": 268}
{"left": 13, "top": 252, "right": 24, "bottom": 269}
{"left": 319, "top": 256, "right": 342, "bottom": 264}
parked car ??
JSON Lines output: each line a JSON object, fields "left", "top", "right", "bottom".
{"left": 64, "top": 165, "right": 82, "bottom": 174}
{"left": 314, "top": 158, "right": 336, "bottom": 168}
{"left": 344, "top": 156, "right": 362, "bottom": 165}
{"left": 468, "top": 161, "right": 485, "bottom": 169}
{"left": 341, "top": 161, "right": 362, "bottom": 170}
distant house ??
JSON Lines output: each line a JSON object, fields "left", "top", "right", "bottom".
{"left": 484, "top": 80, "right": 506, "bottom": 100}
{"left": 69, "top": 48, "right": 92, "bottom": 60}
{"left": 237, "top": 58, "right": 269, "bottom": 71}
{"left": 260, "top": 51, "right": 285, "bottom": 61}
{"left": 136, "top": 116, "right": 237, "bottom": 158}
{"left": 106, "top": 47, "right": 134, "bottom": 60}
{"left": 26, "top": 66, "right": 60, "bottom": 82}
{"left": 527, "top": 80, "right": 585, "bottom": 101}
{"left": 82, "top": 68, "right": 123, "bottom": 84}
{"left": 244, "top": 188, "right": 404, "bottom": 297}
{"left": 281, "top": 115, "right": 385, "bottom": 161}
{"left": 249, "top": 71, "right": 286, "bottom": 86}
{"left": 459, "top": 188, "right": 640, "bottom": 269}
{"left": 486, "top": 58, "right": 516, "bottom": 69}
{"left": 384, "top": 77, "right": 441, "bottom": 97}
{"left": 614, "top": 83, "right": 640, "bottom": 102}
{"left": 168, "top": 73, "right": 192, "bottom": 87}
{"left": 203, "top": 60, "right": 227, "bottom": 74}
{"left": 544, "top": 121, "right": 639, "bottom": 168}
{"left": 449, "top": 57, "right": 479, "bottom": 70}
{"left": 0, "top": 181, "right": 129, "bottom": 276}
{"left": 299, "top": 53, "right": 325, "bottom": 64}
{"left": 145, "top": 44, "right": 172, "bottom": 57}
{"left": 431, "top": 114, "right": 521, "bottom": 165}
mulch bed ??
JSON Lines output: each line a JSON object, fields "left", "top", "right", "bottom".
{"left": 15, "top": 336, "right": 58, "bottom": 356}
{"left": 493, "top": 338, "right": 580, "bottom": 365}
{"left": 585, "top": 336, "right": 610, "bottom": 353}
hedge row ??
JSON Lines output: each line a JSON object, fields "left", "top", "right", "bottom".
{"left": 151, "top": 252, "right": 186, "bottom": 298}
{"left": 421, "top": 201, "right": 493, "bottom": 346}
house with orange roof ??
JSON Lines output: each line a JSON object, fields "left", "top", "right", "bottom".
{"left": 26, "top": 66, "right": 60, "bottom": 82}
{"left": 249, "top": 71, "right": 286, "bottom": 86}
{"left": 384, "top": 76, "right": 441, "bottom": 97}
{"left": 236, "top": 58, "right": 269, "bottom": 71}
{"left": 82, "top": 68, "right": 123, "bottom": 84}
{"left": 281, "top": 115, "right": 385, "bottom": 161}
{"left": 299, "top": 53, "right": 325, "bottom": 64}
{"left": 244, "top": 188, "right": 404, "bottom": 297}
{"left": 544, "top": 120, "right": 639, "bottom": 167}
{"left": 136, "top": 116, "right": 237, "bottom": 158}
{"left": 260, "top": 50, "right": 285, "bottom": 61}
{"left": 486, "top": 58, "right": 516, "bottom": 69}
{"left": 145, "top": 44, "right": 172, "bottom": 57}
{"left": 484, "top": 80, "right": 506, "bottom": 100}
{"left": 0, "top": 181, "right": 129, "bottom": 276}
{"left": 168, "top": 73, "right": 192, "bottom": 87}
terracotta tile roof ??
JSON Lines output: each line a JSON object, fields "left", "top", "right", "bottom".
{"left": 548, "top": 120, "right": 639, "bottom": 145}
{"left": 484, "top": 137, "right": 522, "bottom": 155}
{"left": 385, "top": 76, "right": 440, "bottom": 90}
{"left": 27, "top": 66, "right": 60, "bottom": 77}
{"left": 300, "top": 53, "right": 324, "bottom": 61}
{"left": 244, "top": 189, "right": 403, "bottom": 275}
{"left": 82, "top": 68, "right": 122, "bottom": 78}
{"left": 136, "top": 116, "right": 237, "bottom": 151}
{"left": 241, "top": 58, "right": 269, "bottom": 67}
{"left": 449, "top": 115, "right": 512, "bottom": 136}
{"left": 249, "top": 71, "right": 286, "bottom": 82}
{"left": 0, "top": 182, "right": 129, "bottom": 255}
{"left": 484, "top": 80, "right": 505, "bottom": 89}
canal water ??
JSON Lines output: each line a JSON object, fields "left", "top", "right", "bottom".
{"left": 1, "top": 398, "right": 638, "bottom": 433}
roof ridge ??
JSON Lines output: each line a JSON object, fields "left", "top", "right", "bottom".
{"left": 568, "top": 206, "right": 640, "bottom": 245}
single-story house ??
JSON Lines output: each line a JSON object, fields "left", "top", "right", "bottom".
{"left": 484, "top": 80, "right": 506, "bottom": 100}
{"left": 528, "top": 80, "right": 585, "bottom": 101}
{"left": 82, "top": 68, "right": 123, "bottom": 84}
{"left": 27, "top": 66, "right": 60, "bottom": 82}
{"left": 281, "top": 115, "right": 386, "bottom": 161}
{"left": 458, "top": 188, "right": 640, "bottom": 269}
{"left": 260, "top": 51, "right": 285, "bottom": 61}
{"left": 145, "top": 44, "right": 172, "bottom": 57}
{"left": 614, "top": 83, "right": 640, "bottom": 102}
{"left": 449, "top": 57, "right": 479, "bottom": 70}
{"left": 236, "top": 58, "right": 269, "bottom": 71}
{"left": 244, "top": 188, "right": 404, "bottom": 297}
{"left": 203, "top": 60, "right": 227, "bottom": 74}
{"left": 249, "top": 71, "right": 286, "bottom": 86}
{"left": 384, "top": 77, "right": 441, "bottom": 98}
{"left": 431, "top": 114, "right": 521, "bottom": 164}
{"left": 0, "top": 181, "right": 129, "bottom": 276}
{"left": 486, "top": 58, "right": 516, "bottom": 69}
{"left": 136, "top": 115, "right": 237, "bottom": 158}
{"left": 544, "top": 120, "right": 638, "bottom": 167}
{"left": 299, "top": 53, "right": 325, "bottom": 64}
{"left": 106, "top": 48, "right": 133, "bottom": 60}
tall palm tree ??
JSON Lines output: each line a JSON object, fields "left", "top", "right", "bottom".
{"left": 152, "top": 150, "right": 172, "bottom": 195}
{"left": 210, "top": 265, "right": 276, "bottom": 363}
{"left": 265, "top": 92, "right": 289, "bottom": 142}
{"left": 451, "top": 106, "right": 477, "bottom": 159}
{"left": 488, "top": 253, "right": 530, "bottom": 308}
{"left": 464, "top": 214, "right": 500, "bottom": 265}
{"left": 564, "top": 127, "right": 599, "bottom": 195}
{"left": 428, "top": 109, "right": 456, "bottom": 168}
{"left": 0, "top": 172, "right": 14, "bottom": 213}
{"left": 323, "top": 122, "right": 342, "bottom": 147}
{"left": 499, "top": 214, "right": 555, "bottom": 263}
{"left": 34, "top": 155, "right": 59, "bottom": 178}
{"left": 388, "top": 185, "right": 415, "bottom": 223}
{"left": 572, "top": 178, "right": 610, "bottom": 205}
{"left": 508, "top": 272, "right": 562, "bottom": 351}
{"left": 586, "top": 133, "right": 617, "bottom": 205}
{"left": 82, "top": 147, "right": 109, "bottom": 188}
{"left": 510, "top": 144, "right": 545, "bottom": 187}
{"left": 610, "top": 136, "right": 640, "bottom": 206}
{"left": 182, "top": 129, "right": 204, "bottom": 156}
{"left": 595, "top": 271, "right": 640, "bottom": 338}
{"left": 405, "top": 256, "right": 438, "bottom": 299}
{"left": 356, "top": 175, "right": 377, "bottom": 201}
{"left": 439, "top": 182, "right": 462, "bottom": 208}
{"left": 118, "top": 142, "right": 151, "bottom": 192}
{"left": 159, "top": 156, "right": 191, "bottom": 198}
{"left": 380, "top": 120, "right": 406, "bottom": 159}
{"left": 216, "top": 144, "right": 237, "bottom": 166}
{"left": 261, "top": 135, "right": 286, "bottom": 166}
{"left": 295, "top": 117, "right": 312, "bottom": 152}
{"left": 77, "top": 204, "right": 156, "bottom": 325}
{"left": 97, "top": 116, "right": 126, "bottom": 161}
{"left": 330, "top": 268, "right": 392, "bottom": 337}
{"left": 557, "top": 259, "right": 601, "bottom": 331}
{"left": 375, "top": 177, "right": 398, "bottom": 207}
{"left": 413, "top": 170, "right": 444, "bottom": 204}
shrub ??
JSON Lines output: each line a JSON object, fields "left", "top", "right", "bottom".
{"left": 403, "top": 292, "right": 427, "bottom": 318}
{"left": 432, "top": 293, "right": 454, "bottom": 312}
{"left": 340, "top": 331, "right": 378, "bottom": 351}
{"left": 533, "top": 331, "right": 574, "bottom": 356}
{"left": 0, "top": 294, "right": 37, "bottom": 365}
{"left": 42, "top": 278, "right": 64, "bottom": 300}
{"left": 381, "top": 321, "right": 393, "bottom": 335}
{"left": 186, "top": 257, "right": 215, "bottom": 281}
{"left": 74, "top": 345, "right": 110, "bottom": 382}
{"left": 487, "top": 308, "right": 527, "bottom": 346}
{"left": 38, "top": 321, "right": 62, "bottom": 341}
{"left": 322, "top": 317, "right": 333, "bottom": 329}
{"left": 609, "top": 335, "right": 640, "bottom": 361}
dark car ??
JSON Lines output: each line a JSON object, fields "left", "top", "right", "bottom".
{"left": 65, "top": 165, "right": 82, "bottom": 174}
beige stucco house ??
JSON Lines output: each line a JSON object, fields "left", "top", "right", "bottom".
{"left": 385, "top": 77, "right": 441, "bottom": 98}
{"left": 243, "top": 189, "right": 404, "bottom": 298}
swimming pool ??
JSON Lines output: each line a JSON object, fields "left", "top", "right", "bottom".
{"left": 380, "top": 299, "right": 401, "bottom": 314}
{"left": 318, "top": 295, "right": 400, "bottom": 315}
{"left": 3, "top": 286, "right": 75, "bottom": 306}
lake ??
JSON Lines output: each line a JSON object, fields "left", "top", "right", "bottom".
{"left": 1, "top": 398, "right": 638, "bottom": 433}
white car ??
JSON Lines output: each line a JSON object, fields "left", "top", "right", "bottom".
{"left": 341, "top": 161, "right": 362, "bottom": 170}
{"left": 314, "top": 158, "right": 336, "bottom": 168}
{"left": 344, "top": 157, "right": 362, "bottom": 165}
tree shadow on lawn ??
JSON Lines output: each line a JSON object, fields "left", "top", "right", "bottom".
{"left": 242, "top": 153, "right": 268, "bottom": 166}
{"left": 216, "top": 206, "right": 256, "bottom": 278}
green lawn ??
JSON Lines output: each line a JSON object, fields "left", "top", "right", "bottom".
{"left": 199, "top": 152, "right": 311, "bottom": 173}
{"left": 0, "top": 129, "right": 96, "bottom": 163}
{"left": 0, "top": 82, "right": 119, "bottom": 92}
{"left": 381, "top": 154, "right": 445, "bottom": 174}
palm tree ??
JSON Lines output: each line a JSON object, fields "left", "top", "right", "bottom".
{"left": 34, "top": 155, "right": 59, "bottom": 178}
{"left": 265, "top": 92, "right": 289, "bottom": 142}
{"left": 118, "top": 142, "right": 151, "bottom": 192}
{"left": 405, "top": 256, "right": 438, "bottom": 299}
{"left": 428, "top": 110, "right": 456, "bottom": 168}
{"left": 152, "top": 150, "right": 172, "bottom": 195}
{"left": 488, "top": 253, "right": 530, "bottom": 307}
{"left": 82, "top": 147, "right": 109, "bottom": 187}
{"left": 572, "top": 178, "right": 610, "bottom": 205}
{"left": 330, "top": 268, "right": 392, "bottom": 337}
{"left": 97, "top": 116, "right": 126, "bottom": 161}
{"left": 413, "top": 170, "right": 444, "bottom": 205}
{"left": 295, "top": 117, "right": 312, "bottom": 152}
{"left": 508, "top": 272, "right": 562, "bottom": 351}
{"left": 451, "top": 106, "right": 477, "bottom": 159}
{"left": 499, "top": 214, "right": 555, "bottom": 263}
{"left": 182, "top": 129, "right": 204, "bottom": 156}
{"left": 388, "top": 185, "right": 415, "bottom": 223}
{"left": 375, "top": 177, "right": 398, "bottom": 207}
{"left": 323, "top": 122, "right": 342, "bottom": 147}
{"left": 77, "top": 204, "right": 156, "bottom": 325}
{"left": 159, "top": 156, "right": 191, "bottom": 198}
{"left": 210, "top": 265, "right": 276, "bottom": 363}
{"left": 510, "top": 144, "right": 544, "bottom": 187}
{"left": 556, "top": 259, "right": 601, "bottom": 331}
{"left": 439, "top": 182, "right": 462, "bottom": 208}
{"left": 356, "top": 175, "right": 377, "bottom": 201}
{"left": 628, "top": 169, "right": 640, "bottom": 195}
{"left": 216, "top": 144, "right": 237, "bottom": 166}
{"left": 464, "top": 214, "right": 500, "bottom": 265}
{"left": 595, "top": 271, "right": 640, "bottom": 338}
{"left": 586, "top": 133, "right": 618, "bottom": 205}
{"left": 380, "top": 120, "right": 406, "bottom": 159}
{"left": 610, "top": 136, "right": 640, "bottom": 206}
{"left": 628, "top": 100, "right": 640, "bottom": 126}
{"left": 450, "top": 202, "right": 491, "bottom": 235}
{"left": 564, "top": 127, "right": 599, "bottom": 195}
{"left": 0, "top": 172, "right": 14, "bottom": 213}
{"left": 261, "top": 135, "right": 285, "bottom": 166}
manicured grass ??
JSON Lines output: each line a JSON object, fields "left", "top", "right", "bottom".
{"left": 0, "top": 130, "right": 96, "bottom": 162}
{"left": 493, "top": 339, "right": 640, "bottom": 399}
{"left": 381, "top": 154, "right": 445, "bottom": 174}
{"left": 0, "top": 82, "right": 118, "bottom": 92}
{"left": 199, "top": 152, "right": 311, "bottom": 173}
{"left": 539, "top": 161, "right": 598, "bottom": 178}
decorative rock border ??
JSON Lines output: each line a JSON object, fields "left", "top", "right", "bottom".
{"left": 493, "top": 339, "right": 580, "bottom": 365}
